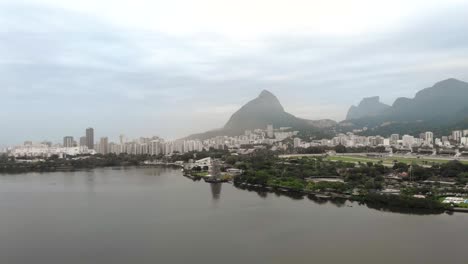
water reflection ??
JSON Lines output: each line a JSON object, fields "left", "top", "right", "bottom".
{"left": 256, "top": 190, "right": 268, "bottom": 199}
{"left": 210, "top": 183, "right": 222, "bottom": 200}
{"left": 306, "top": 194, "right": 328, "bottom": 205}
{"left": 329, "top": 198, "right": 347, "bottom": 208}
{"left": 273, "top": 190, "right": 304, "bottom": 200}
{"left": 143, "top": 167, "right": 165, "bottom": 177}
{"left": 85, "top": 170, "right": 95, "bottom": 193}
{"left": 234, "top": 184, "right": 446, "bottom": 215}
{"left": 233, "top": 184, "right": 306, "bottom": 200}
{"left": 364, "top": 202, "right": 445, "bottom": 215}
{"left": 233, "top": 184, "right": 268, "bottom": 199}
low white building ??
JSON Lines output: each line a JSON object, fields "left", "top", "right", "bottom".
{"left": 442, "top": 197, "right": 467, "bottom": 204}
{"left": 186, "top": 157, "right": 212, "bottom": 170}
{"left": 9, "top": 145, "right": 92, "bottom": 158}
{"left": 226, "top": 168, "right": 243, "bottom": 176}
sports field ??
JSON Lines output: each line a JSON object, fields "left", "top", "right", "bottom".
{"left": 325, "top": 155, "right": 468, "bottom": 166}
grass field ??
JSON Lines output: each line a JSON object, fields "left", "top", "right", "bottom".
{"left": 325, "top": 155, "right": 468, "bottom": 166}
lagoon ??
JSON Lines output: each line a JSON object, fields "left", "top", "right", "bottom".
{"left": 0, "top": 167, "right": 466, "bottom": 264}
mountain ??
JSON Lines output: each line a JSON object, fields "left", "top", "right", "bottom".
{"left": 187, "top": 90, "right": 336, "bottom": 140}
{"left": 346, "top": 96, "right": 390, "bottom": 120}
{"left": 385, "top": 78, "right": 468, "bottom": 122}
{"left": 341, "top": 78, "right": 468, "bottom": 136}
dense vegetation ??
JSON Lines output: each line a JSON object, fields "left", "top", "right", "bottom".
{"left": 0, "top": 154, "right": 153, "bottom": 174}
{"left": 0, "top": 148, "right": 233, "bottom": 174}
{"left": 231, "top": 151, "right": 468, "bottom": 210}
{"left": 232, "top": 151, "right": 388, "bottom": 191}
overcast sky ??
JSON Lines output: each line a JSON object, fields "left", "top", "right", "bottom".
{"left": 1, "top": 0, "right": 468, "bottom": 145}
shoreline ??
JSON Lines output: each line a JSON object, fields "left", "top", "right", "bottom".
{"left": 0, "top": 163, "right": 181, "bottom": 175}
{"left": 2, "top": 165, "right": 466, "bottom": 214}
{"left": 233, "top": 181, "right": 465, "bottom": 214}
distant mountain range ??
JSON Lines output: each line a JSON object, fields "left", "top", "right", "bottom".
{"left": 186, "top": 78, "right": 468, "bottom": 140}
{"left": 341, "top": 78, "right": 468, "bottom": 136}
{"left": 346, "top": 96, "right": 390, "bottom": 120}
{"left": 186, "top": 90, "right": 336, "bottom": 140}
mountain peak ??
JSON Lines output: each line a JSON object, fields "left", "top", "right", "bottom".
{"left": 250, "top": 89, "right": 284, "bottom": 112}
{"left": 359, "top": 96, "right": 381, "bottom": 106}
{"left": 430, "top": 78, "right": 468, "bottom": 90}
{"left": 343, "top": 78, "right": 468, "bottom": 130}
{"left": 346, "top": 96, "right": 390, "bottom": 120}
{"left": 415, "top": 78, "right": 468, "bottom": 100}
{"left": 185, "top": 88, "right": 336, "bottom": 140}
{"left": 219, "top": 89, "right": 334, "bottom": 135}
{"left": 258, "top": 89, "right": 276, "bottom": 99}
{"left": 434, "top": 78, "right": 465, "bottom": 86}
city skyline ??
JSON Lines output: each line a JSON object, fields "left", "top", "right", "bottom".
{"left": 2, "top": 0, "right": 468, "bottom": 145}
{"left": 1, "top": 76, "right": 468, "bottom": 148}
{"left": 5, "top": 122, "right": 468, "bottom": 158}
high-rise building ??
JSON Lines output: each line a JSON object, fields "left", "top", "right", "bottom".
{"left": 425, "top": 131, "right": 434, "bottom": 145}
{"left": 99, "top": 137, "right": 108, "bottom": 154}
{"left": 461, "top": 137, "right": 468, "bottom": 146}
{"left": 293, "top": 138, "right": 301, "bottom": 148}
{"left": 390, "top": 134, "right": 399, "bottom": 145}
{"left": 119, "top": 134, "right": 127, "bottom": 145}
{"left": 79, "top": 136, "right": 87, "bottom": 147}
{"left": 452, "top": 130, "right": 463, "bottom": 142}
{"left": 63, "top": 136, "right": 74, "bottom": 148}
{"left": 86, "top": 128, "right": 94, "bottom": 150}
{"left": 267, "top": 124, "right": 274, "bottom": 138}
{"left": 150, "top": 140, "right": 162, "bottom": 155}
{"left": 383, "top": 138, "right": 390, "bottom": 146}
{"left": 41, "top": 141, "right": 52, "bottom": 147}
{"left": 402, "top": 135, "right": 414, "bottom": 147}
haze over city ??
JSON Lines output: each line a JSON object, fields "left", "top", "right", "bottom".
{"left": 1, "top": 0, "right": 468, "bottom": 145}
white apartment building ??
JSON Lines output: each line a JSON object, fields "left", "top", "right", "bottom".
{"left": 425, "top": 131, "right": 434, "bottom": 145}
{"left": 402, "top": 135, "right": 415, "bottom": 147}
{"left": 293, "top": 138, "right": 301, "bottom": 148}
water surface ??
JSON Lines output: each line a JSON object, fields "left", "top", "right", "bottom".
{"left": 0, "top": 167, "right": 466, "bottom": 264}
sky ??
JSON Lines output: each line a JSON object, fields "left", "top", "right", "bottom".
{"left": 1, "top": 0, "right": 468, "bottom": 146}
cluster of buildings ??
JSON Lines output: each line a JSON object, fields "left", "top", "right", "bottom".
{"left": 6, "top": 127, "right": 168, "bottom": 158}
{"left": 8, "top": 128, "right": 97, "bottom": 158}
{"left": 103, "top": 125, "right": 298, "bottom": 156}
{"left": 6, "top": 123, "right": 468, "bottom": 158}
{"left": 5, "top": 125, "right": 300, "bottom": 158}
{"left": 294, "top": 129, "right": 468, "bottom": 154}
{"left": 199, "top": 126, "right": 298, "bottom": 150}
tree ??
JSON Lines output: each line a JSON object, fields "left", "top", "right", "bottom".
{"left": 393, "top": 162, "right": 409, "bottom": 172}
{"left": 225, "top": 156, "right": 238, "bottom": 165}
{"left": 364, "top": 179, "right": 375, "bottom": 190}
{"left": 334, "top": 144, "right": 347, "bottom": 153}
{"left": 457, "top": 172, "right": 468, "bottom": 184}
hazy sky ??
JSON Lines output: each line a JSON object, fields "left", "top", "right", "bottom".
{"left": 1, "top": 0, "right": 468, "bottom": 145}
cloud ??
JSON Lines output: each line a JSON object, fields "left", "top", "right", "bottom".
{"left": 1, "top": 1, "right": 468, "bottom": 144}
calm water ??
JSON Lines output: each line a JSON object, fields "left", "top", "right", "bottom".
{"left": 0, "top": 167, "right": 466, "bottom": 264}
